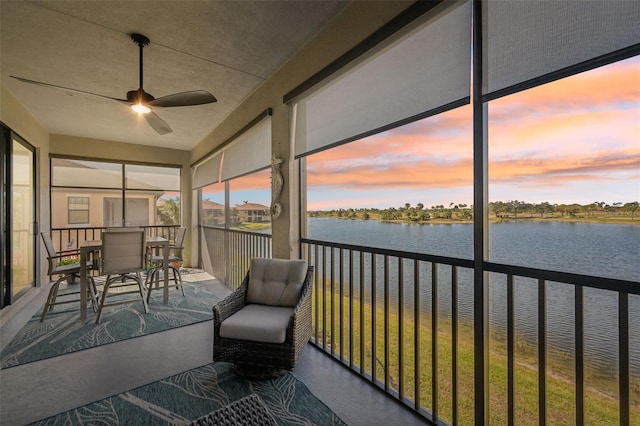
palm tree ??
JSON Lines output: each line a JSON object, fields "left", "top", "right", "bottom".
{"left": 535, "top": 202, "right": 553, "bottom": 218}
{"left": 623, "top": 201, "right": 639, "bottom": 220}
{"left": 509, "top": 200, "right": 525, "bottom": 218}
{"left": 157, "top": 197, "right": 180, "bottom": 225}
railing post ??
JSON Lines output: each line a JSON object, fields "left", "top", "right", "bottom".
{"left": 507, "top": 274, "right": 515, "bottom": 425}
{"left": 432, "top": 263, "right": 439, "bottom": 421}
{"left": 619, "top": 291, "right": 630, "bottom": 426}
{"left": 575, "top": 285, "right": 584, "bottom": 425}
{"left": 538, "top": 279, "right": 547, "bottom": 425}
{"left": 414, "top": 260, "right": 421, "bottom": 412}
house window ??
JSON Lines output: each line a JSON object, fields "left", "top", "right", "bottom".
{"left": 68, "top": 197, "right": 89, "bottom": 224}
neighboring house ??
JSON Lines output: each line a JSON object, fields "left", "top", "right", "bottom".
{"left": 233, "top": 202, "right": 269, "bottom": 224}
{"left": 202, "top": 200, "right": 225, "bottom": 226}
{"left": 51, "top": 160, "right": 168, "bottom": 229}
{"left": 51, "top": 190, "right": 162, "bottom": 228}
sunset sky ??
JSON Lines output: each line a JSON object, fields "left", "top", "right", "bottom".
{"left": 203, "top": 56, "right": 639, "bottom": 211}
{"left": 306, "top": 56, "right": 639, "bottom": 210}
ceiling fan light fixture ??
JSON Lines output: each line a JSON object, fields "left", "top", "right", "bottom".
{"left": 132, "top": 103, "right": 151, "bottom": 114}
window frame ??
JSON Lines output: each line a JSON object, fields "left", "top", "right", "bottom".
{"left": 50, "top": 156, "right": 182, "bottom": 228}
{"left": 67, "top": 196, "right": 89, "bottom": 225}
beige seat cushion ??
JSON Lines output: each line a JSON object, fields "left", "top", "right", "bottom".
{"left": 246, "top": 258, "right": 307, "bottom": 307}
{"left": 219, "top": 304, "right": 294, "bottom": 344}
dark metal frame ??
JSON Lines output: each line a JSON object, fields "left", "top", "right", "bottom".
{"left": 471, "top": 1, "right": 489, "bottom": 423}
{"left": 0, "top": 125, "right": 38, "bottom": 308}
{"left": 49, "top": 156, "right": 182, "bottom": 229}
{"left": 0, "top": 125, "right": 10, "bottom": 308}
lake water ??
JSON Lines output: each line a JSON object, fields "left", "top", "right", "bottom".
{"left": 307, "top": 218, "right": 640, "bottom": 374}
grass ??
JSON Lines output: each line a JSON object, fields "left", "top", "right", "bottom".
{"left": 230, "top": 222, "right": 271, "bottom": 231}
{"left": 311, "top": 286, "right": 640, "bottom": 425}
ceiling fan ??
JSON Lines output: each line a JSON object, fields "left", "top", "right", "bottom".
{"left": 11, "top": 33, "right": 217, "bottom": 135}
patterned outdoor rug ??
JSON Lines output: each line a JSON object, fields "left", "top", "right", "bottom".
{"left": 1, "top": 271, "right": 221, "bottom": 369}
{"left": 28, "top": 362, "right": 347, "bottom": 425}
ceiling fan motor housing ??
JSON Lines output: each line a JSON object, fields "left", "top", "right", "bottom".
{"left": 130, "top": 33, "right": 150, "bottom": 47}
{"left": 127, "top": 88, "right": 155, "bottom": 104}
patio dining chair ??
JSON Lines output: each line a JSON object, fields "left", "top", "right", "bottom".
{"left": 40, "top": 232, "right": 98, "bottom": 322}
{"left": 146, "top": 226, "right": 186, "bottom": 302}
{"left": 95, "top": 228, "right": 149, "bottom": 323}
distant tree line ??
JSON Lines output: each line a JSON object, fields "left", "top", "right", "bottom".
{"left": 308, "top": 200, "right": 640, "bottom": 222}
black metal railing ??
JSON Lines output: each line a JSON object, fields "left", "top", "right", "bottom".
{"left": 301, "top": 237, "right": 639, "bottom": 425}
{"left": 200, "top": 226, "right": 272, "bottom": 289}
{"left": 50, "top": 225, "right": 181, "bottom": 253}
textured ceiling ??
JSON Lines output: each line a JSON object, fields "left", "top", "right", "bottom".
{"left": 0, "top": 1, "right": 348, "bottom": 150}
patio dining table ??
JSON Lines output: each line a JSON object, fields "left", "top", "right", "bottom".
{"left": 79, "top": 236, "right": 170, "bottom": 320}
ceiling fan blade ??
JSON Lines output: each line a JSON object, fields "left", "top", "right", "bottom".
{"left": 148, "top": 90, "right": 217, "bottom": 107}
{"left": 11, "top": 76, "right": 127, "bottom": 103}
{"left": 144, "top": 111, "right": 173, "bottom": 135}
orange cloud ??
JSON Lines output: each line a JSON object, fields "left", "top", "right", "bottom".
{"left": 489, "top": 150, "right": 639, "bottom": 180}
{"left": 228, "top": 168, "right": 271, "bottom": 192}
{"left": 489, "top": 61, "right": 640, "bottom": 158}
{"left": 310, "top": 104, "right": 473, "bottom": 164}
{"left": 309, "top": 157, "right": 473, "bottom": 190}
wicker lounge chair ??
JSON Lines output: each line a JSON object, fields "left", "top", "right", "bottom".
{"left": 213, "top": 258, "right": 313, "bottom": 379}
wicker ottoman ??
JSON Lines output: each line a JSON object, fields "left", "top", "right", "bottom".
{"left": 188, "top": 394, "right": 277, "bottom": 426}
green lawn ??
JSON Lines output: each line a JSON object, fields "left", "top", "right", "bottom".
{"left": 311, "top": 287, "right": 640, "bottom": 425}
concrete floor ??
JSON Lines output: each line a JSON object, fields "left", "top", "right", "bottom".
{"left": 0, "top": 276, "right": 427, "bottom": 426}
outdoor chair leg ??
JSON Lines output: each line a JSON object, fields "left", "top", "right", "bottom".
{"left": 96, "top": 276, "right": 149, "bottom": 323}
{"left": 172, "top": 267, "right": 185, "bottom": 296}
{"left": 40, "top": 278, "right": 64, "bottom": 322}
{"left": 138, "top": 279, "right": 149, "bottom": 313}
{"left": 49, "top": 281, "right": 61, "bottom": 310}
{"left": 95, "top": 279, "right": 112, "bottom": 323}
{"left": 146, "top": 268, "right": 159, "bottom": 303}
{"left": 145, "top": 265, "right": 185, "bottom": 301}
{"left": 88, "top": 276, "right": 99, "bottom": 313}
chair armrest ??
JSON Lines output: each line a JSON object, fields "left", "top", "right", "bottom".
{"left": 57, "top": 248, "right": 80, "bottom": 256}
{"left": 287, "top": 266, "right": 314, "bottom": 345}
{"left": 50, "top": 251, "right": 79, "bottom": 260}
{"left": 292, "top": 266, "right": 314, "bottom": 317}
{"left": 213, "top": 274, "right": 249, "bottom": 333}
